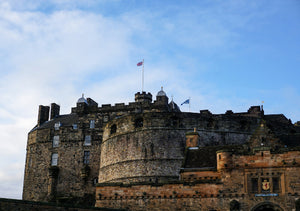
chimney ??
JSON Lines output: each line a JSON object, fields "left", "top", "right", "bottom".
{"left": 38, "top": 105, "right": 50, "bottom": 126}
{"left": 50, "top": 103, "right": 60, "bottom": 119}
{"left": 185, "top": 128, "right": 199, "bottom": 148}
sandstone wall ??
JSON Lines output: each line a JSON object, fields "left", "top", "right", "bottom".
{"left": 95, "top": 182, "right": 299, "bottom": 211}
{"left": 0, "top": 198, "right": 123, "bottom": 211}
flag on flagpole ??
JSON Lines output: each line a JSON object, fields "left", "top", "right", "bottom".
{"left": 181, "top": 99, "right": 190, "bottom": 105}
{"left": 137, "top": 61, "right": 143, "bottom": 66}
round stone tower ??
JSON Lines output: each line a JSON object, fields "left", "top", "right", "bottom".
{"left": 98, "top": 112, "right": 186, "bottom": 184}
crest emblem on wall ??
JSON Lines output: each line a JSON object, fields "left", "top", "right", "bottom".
{"left": 262, "top": 179, "right": 270, "bottom": 191}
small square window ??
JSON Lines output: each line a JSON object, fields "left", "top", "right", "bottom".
{"left": 53, "top": 135, "right": 59, "bottom": 148}
{"left": 103, "top": 116, "right": 109, "bottom": 123}
{"left": 73, "top": 124, "right": 78, "bottom": 130}
{"left": 90, "top": 120, "right": 95, "bottom": 129}
{"left": 51, "top": 153, "right": 58, "bottom": 166}
{"left": 83, "top": 151, "right": 90, "bottom": 164}
{"left": 84, "top": 135, "right": 91, "bottom": 146}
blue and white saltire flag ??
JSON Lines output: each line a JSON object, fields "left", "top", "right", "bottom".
{"left": 181, "top": 99, "right": 190, "bottom": 106}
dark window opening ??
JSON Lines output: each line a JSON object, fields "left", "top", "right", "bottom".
{"left": 230, "top": 200, "right": 240, "bottom": 211}
{"left": 93, "top": 177, "right": 98, "bottom": 186}
{"left": 296, "top": 199, "right": 300, "bottom": 211}
{"left": 135, "top": 118, "right": 143, "bottom": 128}
{"left": 251, "top": 178, "right": 258, "bottom": 193}
{"left": 273, "top": 177, "right": 280, "bottom": 193}
{"left": 110, "top": 124, "right": 117, "bottom": 134}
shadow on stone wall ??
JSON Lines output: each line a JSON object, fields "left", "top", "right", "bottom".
{"left": 0, "top": 198, "right": 126, "bottom": 211}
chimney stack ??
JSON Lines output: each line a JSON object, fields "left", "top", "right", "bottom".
{"left": 50, "top": 103, "right": 60, "bottom": 119}
{"left": 38, "top": 105, "right": 50, "bottom": 126}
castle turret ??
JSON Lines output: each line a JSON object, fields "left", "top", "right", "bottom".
{"left": 37, "top": 105, "right": 49, "bottom": 126}
{"left": 50, "top": 103, "right": 60, "bottom": 119}
{"left": 155, "top": 87, "right": 168, "bottom": 105}
{"left": 76, "top": 94, "right": 88, "bottom": 114}
{"left": 185, "top": 128, "right": 199, "bottom": 148}
{"left": 134, "top": 91, "right": 152, "bottom": 103}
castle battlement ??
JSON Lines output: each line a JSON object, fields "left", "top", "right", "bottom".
{"left": 23, "top": 88, "right": 300, "bottom": 210}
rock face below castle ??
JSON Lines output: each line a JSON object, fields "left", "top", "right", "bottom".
{"left": 23, "top": 89, "right": 300, "bottom": 210}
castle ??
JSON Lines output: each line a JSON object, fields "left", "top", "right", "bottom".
{"left": 23, "top": 88, "right": 300, "bottom": 210}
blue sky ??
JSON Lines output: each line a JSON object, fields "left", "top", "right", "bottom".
{"left": 0, "top": 0, "right": 299, "bottom": 199}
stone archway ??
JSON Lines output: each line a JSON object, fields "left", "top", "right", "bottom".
{"left": 251, "top": 202, "right": 284, "bottom": 211}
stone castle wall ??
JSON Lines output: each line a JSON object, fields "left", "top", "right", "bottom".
{"left": 96, "top": 149, "right": 300, "bottom": 211}
{"left": 24, "top": 91, "right": 299, "bottom": 209}
{"left": 23, "top": 114, "right": 102, "bottom": 205}
{"left": 0, "top": 198, "right": 122, "bottom": 211}
{"left": 95, "top": 182, "right": 299, "bottom": 211}
{"left": 98, "top": 112, "right": 260, "bottom": 184}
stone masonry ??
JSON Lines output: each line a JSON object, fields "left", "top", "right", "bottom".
{"left": 23, "top": 88, "right": 300, "bottom": 210}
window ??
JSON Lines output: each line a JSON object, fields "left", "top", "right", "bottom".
{"left": 52, "top": 135, "right": 59, "bottom": 148}
{"left": 90, "top": 120, "right": 95, "bottom": 129}
{"left": 84, "top": 135, "right": 91, "bottom": 146}
{"left": 249, "top": 175, "right": 281, "bottom": 194}
{"left": 83, "top": 151, "right": 90, "bottom": 164}
{"left": 93, "top": 177, "right": 98, "bottom": 186}
{"left": 103, "top": 116, "right": 109, "bottom": 123}
{"left": 110, "top": 124, "right": 117, "bottom": 134}
{"left": 73, "top": 124, "right": 78, "bottom": 130}
{"left": 251, "top": 178, "right": 258, "bottom": 193}
{"left": 51, "top": 153, "right": 58, "bottom": 166}
{"left": 54, "top": 122, "right": 61, "bottom": 130}
{"left": 135, "top": 118, "right": 143, "bottom": 128}
{"left": 272, "top": 177, "right": 280, "bottom": 193}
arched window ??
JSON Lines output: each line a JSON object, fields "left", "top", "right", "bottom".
{"left": 230, "top": 200, "right": 240, "bottom": 211}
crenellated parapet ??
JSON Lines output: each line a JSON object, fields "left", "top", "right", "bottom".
{"left": 24, "top": 87, "right": 300, "bottom": 209}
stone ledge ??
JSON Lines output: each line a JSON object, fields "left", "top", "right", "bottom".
{"left": 0, "top": 198, "right": 124, "bottom": 210}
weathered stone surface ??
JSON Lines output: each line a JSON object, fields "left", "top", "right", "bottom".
{"left": 23, "top": 90, "right": 300, "bottom": 210}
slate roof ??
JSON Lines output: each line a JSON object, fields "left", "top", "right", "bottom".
{"left": 31, "top": 113, "right": 78, "bottom": 132}
{"left": 183, "top": 145, "right": 242, "bottom": 170}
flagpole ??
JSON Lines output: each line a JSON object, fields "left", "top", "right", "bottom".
{"left": 142, "top": 59, "right": 144, "bottom": 92}
{"left": 189, "top": 97, "right": 191, "bottom": 112}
